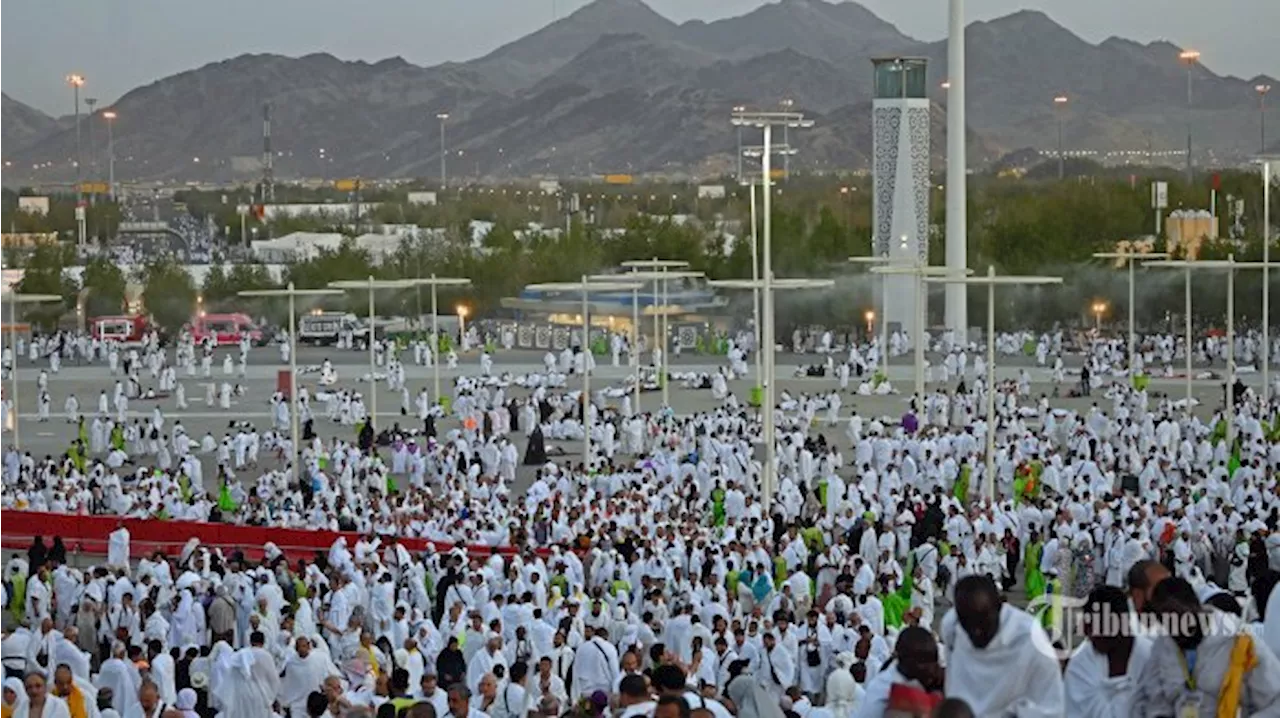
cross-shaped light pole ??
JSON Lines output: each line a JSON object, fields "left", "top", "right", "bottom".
{"left": 1141, "top": 259, "right": 1239, "bottom": 409}
{"left": 592, "top": 271, "right": 702, "bottom": 414}
{"left": 1146, "top": 257, "right": 1275, "bottom": 439}
{"left": 413, "top": 275, "right": 472, "bottom": 404}
{"left": 525, "top": 279, "right": 642, "bottom": 469}
{"left": 620, "top": 259, "right": 694, "bottom": 409}
{"left": 239, "top": 284, "right": 344, "bottom": 485}
{"left": 329, "top": 278, "right": 427, "bottom": 428}
{"left": 871, "top": 264, "right": 974, "bottom": 398}
{"left": 1092, "top": 250, "right": 1169, "bottom": 368}
{"left": 926, "top": 267, "right": 1062, "bottom": 500}
{"left": 3, "top": 292, "right": 62, "bottom": 450}
{"left": 730, "top": 109, "right": 813, "bottom": 508}
{"left": 708, "top": 277, "right": 834, "bottom": 509}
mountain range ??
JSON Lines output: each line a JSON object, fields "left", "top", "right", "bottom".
{"left": 3, "top": 0, "right": 1275, "bottom": 184}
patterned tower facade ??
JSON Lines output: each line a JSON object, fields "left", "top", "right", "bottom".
{"left": 871, "top": 58, "right": 930, "bottom": 340}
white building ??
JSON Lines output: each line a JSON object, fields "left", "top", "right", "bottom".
{"left": 251, "top": 232, "right": 346, "bottom": 263}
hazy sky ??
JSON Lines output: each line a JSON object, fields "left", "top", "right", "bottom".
{"left": 4, "top": 0, "right": 1276, "bottom": 116}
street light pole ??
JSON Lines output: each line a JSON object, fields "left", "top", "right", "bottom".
{"left": 84, "top": 97, "right": 98, "bottom": 181}
{"left": 1257, "top": 85, "right": 1272, "bottom": 155}
{"left": 733, "top": 105, "right": 746, "bottom": 181}
{"left": 1264, "top": 158, "right": 1273, "bottom": 397}
{"left": 66, "top": 74, "right": 85, "bottom": 202}
{"left": 707, "top": 276, "right": 835, "bottom": 510}
{"left": 436, "top": 113, "right": 450, "bottom": 189}
{"left": 1180, "top": 50, "right": 1201, "bottom": 184}
{"left": 1092, "top": 251, "right": 1169, "bottom": 368}
{"left": 102, "top": 111, "right": 117, "bottom": 201}
{"left": 239, "top": 285, "right": 343, "bottom": 486}
{"left": 871, "top": 264, "right": 973, "bottom": 397}
{"left": 779, "top": 98, "right": 795, "bottom": 180}
{"left": 926, "top": 269, "right": 1063, "bottom": 500}
{"left": 730, "top": 109, "right": 814, "bottom": 508}
{"left": 1144, "top": 258, "right": 1274, "bottom": 412}
{"left": 1053, "top": 94, "right": 1069, "bottom": 179}
{"left": 619, "top": 262, "right": 695, "bottom": 409}
{"left": 330, "top": 278, "right": 429, "bottom": 432}
{"left": 741, "top": 143, "right": 799, "bottom": 392}
{"left": 528, "top": 279, "right": 642, "bottom": 470}
{"left": 409, "top": 275, "right": 472, "bottom": 405}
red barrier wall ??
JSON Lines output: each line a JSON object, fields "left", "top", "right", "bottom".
{"left": 0, "top": 511, "right": 524, "bottom": 564}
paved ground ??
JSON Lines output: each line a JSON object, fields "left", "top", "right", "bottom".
{"left": 3, "top": 343, "right": 1260, "bottom": 501}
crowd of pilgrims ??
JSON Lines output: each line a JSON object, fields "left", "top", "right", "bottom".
{"left": 1, "top": 322, "right": 1279, "bottom": 717}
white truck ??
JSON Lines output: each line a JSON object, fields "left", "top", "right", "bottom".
{"left": 297, "top": 312, "right": 370, "bottom": 346}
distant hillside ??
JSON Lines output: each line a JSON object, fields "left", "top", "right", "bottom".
{"left": 3, "top": 0, "right": 1274, "bottom": 183}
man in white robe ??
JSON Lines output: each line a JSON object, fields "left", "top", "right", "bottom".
{"left": 466, "top": 636, "right": 509, "bottom": 695}
{"left": 147, "top": 639, "right": 177, "bottom": 706}
{"left": 1064, "top": 585, "right": 1152, "bottom": 718}
{"left": 570, "top": 628, "right": 620, "bottom": 701}
{"left": 94, "top": 642, "right": 141, "bottom": 717}
{"left": 278, "top": 636, "right": 340, "bottom": 718}
{"left": 1134, "top": 578, "right": 1280, "bottom": 716}
{"left": 107, "top": 524, "right": 130, "bottom": 571}
{"left": 941, "top": 575, "right": 1064, "bottom": 717}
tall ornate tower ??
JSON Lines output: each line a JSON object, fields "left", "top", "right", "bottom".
{"left": 871, "top": 57, "right": 930, "bottom": 338}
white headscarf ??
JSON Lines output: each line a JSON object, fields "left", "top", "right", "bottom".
{"left": 2, "top": 677, "right": 23, "bottom": 707}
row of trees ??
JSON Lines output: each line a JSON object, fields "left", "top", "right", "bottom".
{"left": 8, "top": 167, "right": 1277, "bottom": 333}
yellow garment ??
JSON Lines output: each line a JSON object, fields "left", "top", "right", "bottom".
{"left": 363, "top": 645, "right": 380, "bottom": 677}
{"left": 4, "top": 703, "right": 15, "bottom": 718}
{"left": 56, "top": 682, "right": 88, "bottom": 718}
{"left": 1218, "top": 634, "right": 1259, "bottom": 718}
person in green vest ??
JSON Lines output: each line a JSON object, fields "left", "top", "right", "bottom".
{"left": 1023, "top": 530, "right": 1048, "bottom": 627}
{"left": 610, "top": 572, "right": 631, "bottom": 597}
{"left": 725, "top": 562, "right": 741, "bottom": 597}
{"left": 7, "top": 568, "right": 27, "bottom": 623}
{"left": 710, "top": 485, "right": 726, "bottom": 527}
{"left": 954, "top": 463, "right": 971, "bottom": 505}
{"left": 110, "top": 423, "right": 125, "bottom": 452}
{"left": 880, "top": 554, "right": 916, "bottom": 629}
{"left": 549, "top": 571, "right": 570, "bottom": 598}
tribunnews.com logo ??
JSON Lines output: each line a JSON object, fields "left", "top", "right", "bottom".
{"left": 1024, "top": 595, "right": 1263, "bottom": 660}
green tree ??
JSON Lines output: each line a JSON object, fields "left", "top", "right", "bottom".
{"left": 202, "top": 263, "right": 279, "bottom": 309}
{"left": 140, "top": 260, "right": 198, "bottom": 331}
{"left": 12, "top": 243, "right": 79, "bottom": 329}
{"left": 81, "top": 257, "right": 128, "bottom": 318}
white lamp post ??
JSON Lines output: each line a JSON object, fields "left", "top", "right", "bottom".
{"left": 620, "top": 259, "right": 692, "bottom": 409}
{"left": 3, "top": 293, "right": 62, "bottom": 450}
{"left": 1092, "top": 250, "right": 1170, "bottom": 367}
{"left": 329, "top": 278, "right": 425, "bottom": 428}
{"left": 102, "top": 110, "right": 117, "bottom": 201}
{"left": 436, "top": 113, "right": 450, "bottom": 189}
{"left": 1179, "top": 49, "right": 1201, "bottom": 183}
{"left": 589, "top": 271, "right": 702, "bottom": 415}
{"left": 729, "top": 109, "right": 813, "bottom": 511}
{"left": 413, "top": 276, "right": 472, "bottom": 405}
{"left": 708, "top": 277, "right": 834, "bottom": 508}
{"left": 1143, "top": 258, "right": 1241, "bottom": 407}
{"left": 1258, "top": 156, "right": 1276, "bottom": 398}
{"left": 926, "top": 267, "right": 1062, "bottom": 500}
{"left": 525, "top": 279, "right": 642, "bottom": 469}
{"left": 871, "top": 264, "right": 974, "bottom": 398}
{"left": 239, "top": 284, "right": 343, "bottom": 485}
{"left": 849, "top": 256, "right": 893, "bottom": 372}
